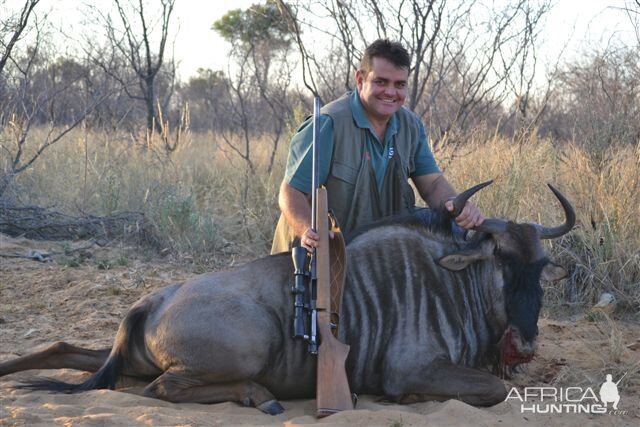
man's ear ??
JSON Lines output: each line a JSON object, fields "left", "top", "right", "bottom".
{"left": 437, "top": 249, "right": 486, "bottom": 271}
{"left": 541, "top": 262, "right": 567, "bottom": 282}
{"left": 355, "top": 69, "right": 365, "bottom": 90}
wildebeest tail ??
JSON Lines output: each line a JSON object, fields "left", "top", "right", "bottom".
{"left": 18, "top": 302, "right": 150, "bottom": 393}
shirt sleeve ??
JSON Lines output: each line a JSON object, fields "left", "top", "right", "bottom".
{"left": 284, "top": 115, "right": 335, "bottom": 194}
{"left": 411, "top": 120, "right": 441, "bottom": 177}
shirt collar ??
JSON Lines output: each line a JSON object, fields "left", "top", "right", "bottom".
{"left": 350, "top": 90, "right": 399, "bottom": 140}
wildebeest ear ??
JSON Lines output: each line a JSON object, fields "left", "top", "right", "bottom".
{"left": 437, "top": 250, "right": 485, "bottom": 271}
{"left": 541, "top": 262, "right": 567, "bottom": 281}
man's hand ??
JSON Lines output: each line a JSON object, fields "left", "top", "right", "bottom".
{"left": 445, "top": 200, "right": 484, "bottom": 229}
{"left": 300, "top": 227, "right": 334, "bottom": 252}
{"left": 300, "top": 227, "right": 319, "bottom": 251}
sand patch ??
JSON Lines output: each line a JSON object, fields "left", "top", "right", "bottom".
{"left": 1, "top": 235, "right": 638, "bottom": 426}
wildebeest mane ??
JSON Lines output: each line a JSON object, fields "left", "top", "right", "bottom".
{"left": 344, "top": 208, "right": 463, "bottom": 245}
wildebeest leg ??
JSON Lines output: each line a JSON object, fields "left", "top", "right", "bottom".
{"left": 143, "top": 372, "right": 285, "bottom": 415}
{"left": 388, "top": 359, "right": 507, "bottom": 407}
{"left": 0, "top": 342, "right": 110, "bottom": 377}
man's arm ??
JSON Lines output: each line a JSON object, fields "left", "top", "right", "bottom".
{"left": 278, "top": 180, "right": 323, "bottom": 251}
{"left": 412, "top": 173, "right": 484, "bottom": 229}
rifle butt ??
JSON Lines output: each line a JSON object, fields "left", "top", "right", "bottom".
{"left": 316, "top": 312, "right": 353, "bottom": 417}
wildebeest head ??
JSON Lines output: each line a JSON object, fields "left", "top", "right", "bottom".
{"left": 437, "top": 181, "right": 575, "bottom": 375}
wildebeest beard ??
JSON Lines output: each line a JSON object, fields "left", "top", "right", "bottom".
{"left": 502, "top": 256, "right": 547, "bottom": 343}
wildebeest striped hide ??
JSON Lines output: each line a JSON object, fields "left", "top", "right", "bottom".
{"left": 0, "top": 183, "right": 575, "bottom": 414}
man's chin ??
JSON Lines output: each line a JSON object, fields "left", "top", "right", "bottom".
{"left": 374, "top": 105, "right": 399, "bottom": 118}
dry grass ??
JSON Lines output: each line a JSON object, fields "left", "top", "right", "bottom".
{"left": 4, "top": 125, "right": 640, "bottom": 307}
{"left": 438, "top": 133, "right": 640, "bottom": 311}
{"left": 5, "top": 126, "right": 287, "bottom": 269}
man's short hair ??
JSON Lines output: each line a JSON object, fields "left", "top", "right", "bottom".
{"left": 360, "top": 39, "right": 411, "bottom": 73}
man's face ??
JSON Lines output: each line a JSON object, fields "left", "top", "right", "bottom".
{"left": 356, "top": 57, "right": 409, "bottom": 124}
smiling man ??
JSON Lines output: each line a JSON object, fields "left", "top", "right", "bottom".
{"left": 272, "top": 39, "right": 484, "bottom": 253}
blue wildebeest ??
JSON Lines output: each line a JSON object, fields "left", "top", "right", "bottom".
{"left": 0, "top": 183, "right": 575, "bottom": 415}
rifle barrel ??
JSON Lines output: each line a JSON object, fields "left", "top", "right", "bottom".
{"left": 308, "top": 96, "right": 321, "bottom": 355}
{"left": 615, "top": 371, "right": 628, "bottom": 386}
{"left": 311, "top": 97, "right": 320, "bottom": 233}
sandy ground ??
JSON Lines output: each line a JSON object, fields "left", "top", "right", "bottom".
{"left": 1, "top": 234, "right": 639, "bottom": 427}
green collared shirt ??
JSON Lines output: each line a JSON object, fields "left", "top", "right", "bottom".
{"left": 285, "top": 91, "right": 439, "bottom": 194}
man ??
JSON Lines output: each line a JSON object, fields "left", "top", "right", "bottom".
{"left": 272, "top": 39, "right": 483, "bottom": 254}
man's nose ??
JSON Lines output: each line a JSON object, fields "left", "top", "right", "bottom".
{"left": 383, "top": 84, "right": 396, "bottom": 95}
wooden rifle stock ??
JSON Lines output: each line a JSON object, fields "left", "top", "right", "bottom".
{"left": 314, "top": 187, "right": 353, "bottom": 417}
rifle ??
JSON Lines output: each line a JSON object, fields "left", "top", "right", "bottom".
{"left": 291, "top": 97, "right": 353, "bottom": 418}
{"left": 615, "top": 371, "right": 628, "bottom": 386}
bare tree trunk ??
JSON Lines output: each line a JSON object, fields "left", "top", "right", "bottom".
{"left": 0, "top": 0, "right": 40, "bottom": 75}
{"left": 281, "top": 0, "right": 552, "bottom": 140}
{"left": 145, "top": 76, "right": 156, "bottom": 131}
{"left": 87, "top": 0, "right": 176, "bottom": 132}
{"left": 0, "top": 4, "right": 109, "bottom": 198}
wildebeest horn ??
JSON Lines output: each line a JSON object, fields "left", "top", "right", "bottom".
{"left": 451, "top": 180, "right": 509, "bottom": 234}
{"left": 475, "top": 218, "right": 509, "bottom": 234}
{"left": 450, "top": 180, "right": 493, "bottom": 217}
{"left": 534, "top": 184, "right": 576, "bottom": 239}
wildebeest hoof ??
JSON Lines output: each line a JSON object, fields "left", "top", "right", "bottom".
{"left": 257, "top": 399, "right": 284, "bottom": 415}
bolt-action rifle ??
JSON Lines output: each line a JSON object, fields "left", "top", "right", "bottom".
{"left": 291, "top": 97, "right": 353, "bottom": 417}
